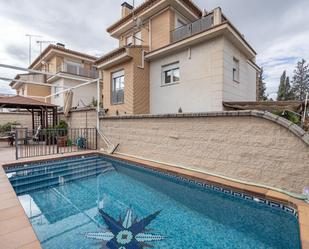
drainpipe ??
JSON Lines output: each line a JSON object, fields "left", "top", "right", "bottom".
{"left": 303, "top": 92, "right": 308, "bottom": 125}
{"left": 96, "top": 78, "right": 100, "bottom": 130}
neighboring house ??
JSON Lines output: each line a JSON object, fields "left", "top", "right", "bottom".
{"left": 10, "top": 73, "right": 49, "bottom": 102}
{"left": 10, "top": 44, "right": 99, "bottom": 108}
{"left": 96, "top": 0, "right": 260, "bottom": 116}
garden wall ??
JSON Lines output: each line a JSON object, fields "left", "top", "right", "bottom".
{"left": 99, "top": 111, "right": 309, "bottom": 194}
{"left": 58, "top": 108, "right": 97, "bottom": 129}
{"left": 0, "top": 112, "right": 32, "bottom": 128}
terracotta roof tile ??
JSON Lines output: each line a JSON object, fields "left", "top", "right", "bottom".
{"left": 0, "top": 95, "right": 56, "bottom": 108}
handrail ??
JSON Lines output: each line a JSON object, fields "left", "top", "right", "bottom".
{"left": 97, "top": 128, "right": 119, "bottom": 154}
{"left": 171, "top": 14, "right": 214, "bottom": 43}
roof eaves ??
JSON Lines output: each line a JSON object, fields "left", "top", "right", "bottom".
{"left": 107, "top": 0, "right": 202, "bottom": 33}
{"left": 29, "top": 45, "right": 98, "bottom": 69}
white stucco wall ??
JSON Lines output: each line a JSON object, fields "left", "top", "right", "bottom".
{"left": 149, "top": 37, "right": 224, "bottom": 114}
{"left": 222, "top": 38, "right": 257, "bottom": 101}
{"left": 149, "top": 37, "right": 258, "bottom": 114}
{"left": 50, "top": 78, "right": 97, "bottom": 108}
{"left": 62, "top": 79, "right": 97, "bottom": 108}
{"left": 51, "top": 79, "right": 64, "bottom": 107}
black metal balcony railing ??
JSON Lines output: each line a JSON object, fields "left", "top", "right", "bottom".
{"left": 171, "top": 14, "right": 214, "bottom": 43}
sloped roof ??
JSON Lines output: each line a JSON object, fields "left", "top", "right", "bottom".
{"left": 106, "top": 0, "right": 202, "bottom": 33}
{"left": 29, "top": 44, "right": 98, "bottom": 69}
{"left": 0, "top": 95, "right": 56, "bottom": 109}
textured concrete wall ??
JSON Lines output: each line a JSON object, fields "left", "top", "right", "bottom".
{"left": 0, "top": 112, "right": 32, "bottom": 128}
{"left": 99, "top": 111, "right": 309, "bottom": 194}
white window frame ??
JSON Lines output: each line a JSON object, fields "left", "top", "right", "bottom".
{"left": 175, "top": 13, "right": 188, "bottom": 29}
{"left": 126, "top": 36, "right": 133, "bottom": 46}
{"left": 161, "top": 62, "right": 180, "bottom": 86}
{"left": 111, "top": 70, "right": 125, "bottom": 104}
{"left": 233, "top": 57, "right": 240, "bottom": 83}
{"left": 54, "top": 86, "right": 62, "bottom": 99}
{"left": 134, "top": 31, "right": 142, "bottom": 45}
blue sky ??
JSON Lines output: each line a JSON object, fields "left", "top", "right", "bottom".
{"left": 0, "top": 0, "right": 308, "bottom": 99}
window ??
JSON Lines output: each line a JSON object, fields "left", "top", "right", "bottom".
{"left": 54, "top": 86, "right": 61, "bottom": 99}
{"left": 162, "top": 62, "right": 180, "bottom": 85}
{"left": 134, "top": 31, "right": 142, "bottom": 45}
{"left": 126, "top": 36, "right": 133, "bottom": 46}
{"left": 233, "top": 57, "right": 240, "bottom": 82}
{"left": 175, "top": 13, "right": 188, "bottom": 28}
{"left": 176, "top": 18, "right": 186, "bottom": 28}
{"left": 21, "top": 88, "right": 25, "bottom": 96}
{"left": 111, "top": 70, "right": 125, "bottom": 104}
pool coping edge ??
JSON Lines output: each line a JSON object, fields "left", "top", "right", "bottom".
{"left": 0, "top": 151, "right": 308, "bottom": 249}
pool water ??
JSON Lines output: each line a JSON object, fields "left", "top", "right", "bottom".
{"left": 6, "top": 155, "right": 301, "bottom": 249}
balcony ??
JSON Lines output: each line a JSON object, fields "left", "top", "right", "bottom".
{"left": 171, "top": 14, "right": 214, "bottom": 43}
{"left": 55, "top": 63, "right": 99, "bottom": 79}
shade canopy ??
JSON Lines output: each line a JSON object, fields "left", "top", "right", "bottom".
{"left": 0, "top": 95, "right": 56, "bottom": 110}
{"left": 0, "top": 95, "right": 58, "bottom": 129}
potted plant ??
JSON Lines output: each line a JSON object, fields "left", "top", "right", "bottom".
{"left": 56, "top": 120, "right": 68, "bottom": 147}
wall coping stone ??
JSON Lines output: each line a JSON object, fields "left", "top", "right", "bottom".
{"left": 0, "top": 112, "right": 30, "bottom": 115}
{"left": 100, "top": 110, "right": 309, "bottom": 146}
{"left": 58, "top": 107, "right": 96, "bottom": 114}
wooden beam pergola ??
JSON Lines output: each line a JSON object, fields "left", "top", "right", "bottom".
{"left": 0, "top": 95, "right": 58, "bottom": 129}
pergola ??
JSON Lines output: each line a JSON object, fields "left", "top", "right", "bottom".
{"left": 0, "top": 95, "right": 58, "bottom": 129}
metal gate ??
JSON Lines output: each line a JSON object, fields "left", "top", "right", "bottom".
{"left": 15, "top": 128, "right": 97, "bottom": 159}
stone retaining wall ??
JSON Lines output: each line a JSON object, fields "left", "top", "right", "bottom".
{"left": 100, "top": 111, "right": 309, "bottom": 194}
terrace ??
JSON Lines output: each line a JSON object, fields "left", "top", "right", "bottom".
{"left": 52, "top": 62, "right": 99, "bottom": 79}
{"left": 171, "top": 13, "right": 214, "bottom": 43}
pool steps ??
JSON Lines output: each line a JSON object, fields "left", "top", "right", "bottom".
{"left": 7, "top": 157, "right": 114, "bottom": 194}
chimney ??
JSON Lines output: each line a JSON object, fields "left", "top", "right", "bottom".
{"left": 213, "top": 7, "right": 222, "bottom": 26}
{"left": 56, "top": 42, "right": 65, "bottom": 48}
{"left": 121, "top": 2, "right": 133, "bottom": 18}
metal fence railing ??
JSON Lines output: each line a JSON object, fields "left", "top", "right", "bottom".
{"left": 171, "top": 14, "right": 214, "bottom": 43}
{"left": 15, "top": 128, "right": 97, "bottom": 159}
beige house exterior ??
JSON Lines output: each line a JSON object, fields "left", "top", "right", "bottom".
{"left": 10, "top": 44, "right": 99, "bottom": 108}
{"left": 96, "top": 0, "right": 260, "bottom": 116}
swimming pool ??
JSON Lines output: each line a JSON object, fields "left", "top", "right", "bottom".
{"left": 5, "top": 155, "right": 301, "bottom": 249}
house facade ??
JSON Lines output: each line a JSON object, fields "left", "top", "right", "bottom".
{"left": 96, "top": 0, "right": 259, "bottom": 116}
{"left": 10, "top": 44, "right": 99, "bottom": 108}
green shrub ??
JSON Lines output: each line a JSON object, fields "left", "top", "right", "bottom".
{"left": 55, "top": 120, "right": 69, "bottom": 136}
{"left": 0, "top": 121, "right": 20, "bottom": 133}
{"left": 272, "top": 110, "right": 301, "bottom": 125}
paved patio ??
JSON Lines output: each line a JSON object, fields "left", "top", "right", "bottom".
{"left": 0, "top": 146, "right": 15, "bottom": 164}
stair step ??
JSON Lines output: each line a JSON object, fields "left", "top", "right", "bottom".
{"left": 11, "top": 163, "right": 114, "bottom": 188}
{"left": 10, "top": 161, "right": 111, "bottom": 183}
{"left": 6, "top": 156, "right": 101, "bottom": 173}
{"left": 14, "top": 166, "right": 116, "bottom": 195}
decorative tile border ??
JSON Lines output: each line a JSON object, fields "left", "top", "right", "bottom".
{"left": 104, "top": 156, "right": 299, "bottom": 219}
{"left": 4, "top": 153, "right": 299, "bottom": 219}
{"left": 3, "top": 153, "right": 98, "bottom": 171}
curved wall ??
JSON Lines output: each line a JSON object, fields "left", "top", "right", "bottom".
{"left": 100, "top": 111, "right": 309, "bottom": 194}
